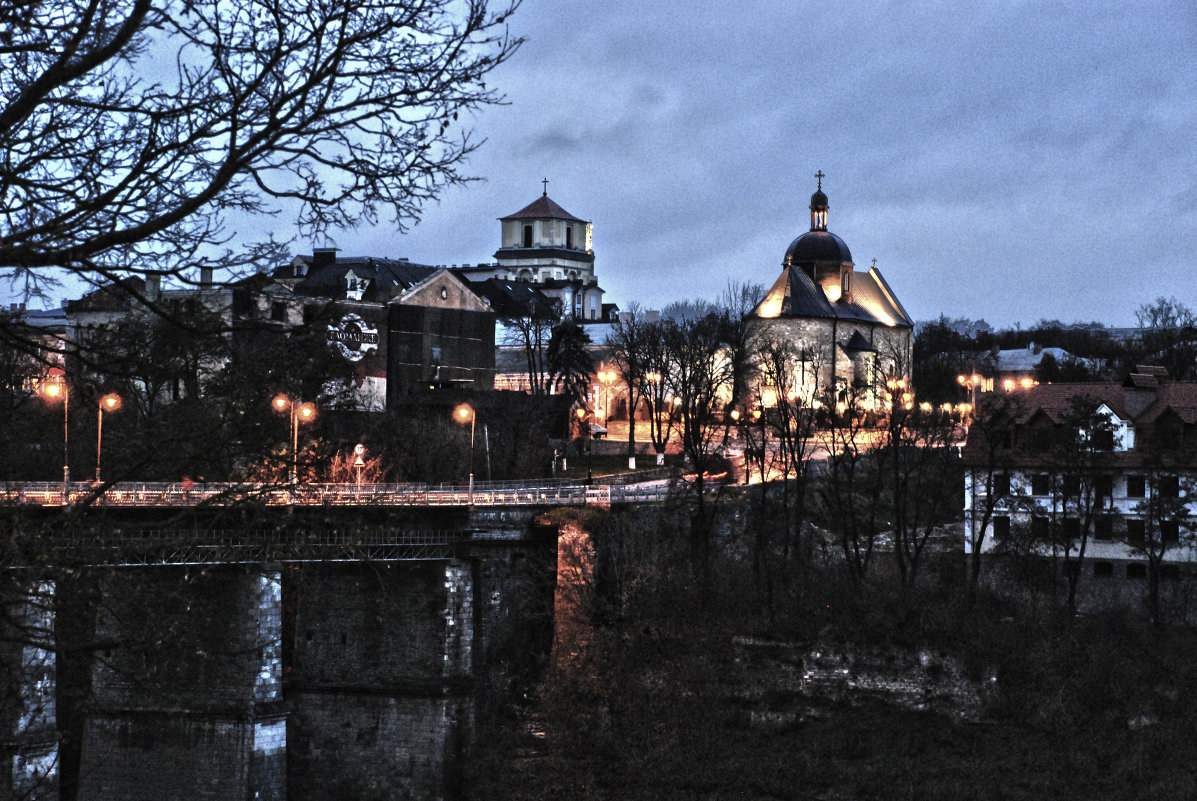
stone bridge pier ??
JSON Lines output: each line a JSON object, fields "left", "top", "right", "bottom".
{"left": 38, "top": 506, "right": 558, "bottom": 801}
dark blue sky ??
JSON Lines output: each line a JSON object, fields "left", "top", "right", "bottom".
{"left": 295, "top": 0, "right": 1194, "bottom": 328}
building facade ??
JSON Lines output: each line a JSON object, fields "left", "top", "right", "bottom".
{"left": 454, "top": 189, "right": 607, "bottom": 321}
{"left": 963, "top": 374, "right": 1197, "bottom": 589}
{"left": 749, "top": 176, "right": 914, "bottom": 408}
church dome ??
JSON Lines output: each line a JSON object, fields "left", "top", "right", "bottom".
{"left": 784, "top": 230, "right": 853, "bottom": 265}
{"left": 810, "top": 187, "right": 828, "bottom": 210}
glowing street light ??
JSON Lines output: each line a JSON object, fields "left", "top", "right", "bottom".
{"left": 95, "top": 392, "right": 122, "bottom": 484}
{"left": 272, "top": 394, "right": 317, "bottom": 486}
{"left": 39, "top": 369, "right": 69, "bottom": 503}
{"left": 454, "top": 403, "right": 476, "bottom": 504}
{"left": 596, "top": 367, "right": 617, "bottom": 422}
{"left": 575, "top": 406, "right": 592, "bottom": 483}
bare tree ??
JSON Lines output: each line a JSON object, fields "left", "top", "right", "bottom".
{"left": 961, "top": 393, "right": 1026, "bottom": 599}
{"left": 605, "top": 305, "right": 652, "bottom": 463}
{"left": 0, "top": 0, "right": 522, "bottom": 306}
{"left": 1126, "top": 470, "right": 1196, "bottom": 625}
{"left": 1132, "top": 297, "right": 1197, "bottom": 379}
{"left": 816, "top": 383, "right": 884, "bottom": 588}
{"left": 880, "top": 394, "right": 960, "bottom": 591}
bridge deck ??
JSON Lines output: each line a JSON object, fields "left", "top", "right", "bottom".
{"left": 1, "top": 478, "right": 675, "bottom": 509}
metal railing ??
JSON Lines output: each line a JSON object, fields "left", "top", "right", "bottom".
{"left": 0, "top": 479, "right": 684, "bottom": 508}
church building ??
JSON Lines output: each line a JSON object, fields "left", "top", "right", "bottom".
{"left": 751, "top": 174, "right": 914, "bottom": 409}
{"left": 455, "top": 184, "right": 607, "bottom": 321}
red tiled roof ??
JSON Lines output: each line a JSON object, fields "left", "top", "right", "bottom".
{"left": 499, "top": 195, "right": 586, "bottom": 223}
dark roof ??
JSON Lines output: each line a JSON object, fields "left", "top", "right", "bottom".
{"left": 981, "top": 382, "right": 1197, "bottom": 429}
{"left": 286, "top": 255, "right": 437, "bottom": 302}
{"left": 753, "top": 266, "right": 913, "bottom": 329}
{"left": 468, "top": 278, "right": 561, "bottom": 319}
{"left": 962, "top": 380, "right": 1197, "bottom": 466}
{"left": 784, "top": 230, "right": 853, "bottom": 265}
{"left": 500, "top": 195, "right": 586, "bottom": 223}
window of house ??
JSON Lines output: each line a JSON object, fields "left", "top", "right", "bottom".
{"left": 1096, "top": 476, "right": 1113, "bottom": 501}
{"left": 1160, "top": 564, "right": 1181, "bottom": 581}
{"left": 1125, "top": 519, "right": 1146, "bottom": 547}
{"left": 271, "top": 302, "right": 286, "bottom": 322}
{"left": 1032, "top": 516, "right": 1049, "bottom": 539}
{"left": 1126, "top": 475, "right": 1145, "bottom": 498}
{"left": 1094, "top": 516, "right": 1113, "bottom": 541}
{"left": 1126, "top": 563, "right": 1147, "bottom": 580}
{"left": 1158, "top": 475, "right": 1180, "bottom": 498}
{"left": 993, "top": 473, "right": 1010, "bottom": 498}
{"left": 1161, "top": 521, "right": 1180, "bottom": 544}
{"left": 1032, "top": 474, "right": 1050, "bottom": 496}
{"left": 1090, "top": 428, "right": 1114, "bottom": 450}
{"left": 1093, "top": 561, "right": 1114, "bottom": 579}
{"left": 522, "top": 225, "right": 533, "bottom": 247}
{"left": 1062, "top": 476, "right": 1080, "bottom": 497}
{"left": 992, "top": 516, "right": 1010, "bottom": 541}
{"left": 1062, "top": 517, "right": 1081, "bottom": 541}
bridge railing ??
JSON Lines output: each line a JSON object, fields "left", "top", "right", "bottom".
{"left": 0, "top": 479, "right": 641, "bottom": 508}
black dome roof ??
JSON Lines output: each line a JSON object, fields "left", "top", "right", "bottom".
{"left": 809, "top": 188, "right": 828, "bottom": 209}
{"left": 784, "top": 230, "right": 852, "bottom": 265}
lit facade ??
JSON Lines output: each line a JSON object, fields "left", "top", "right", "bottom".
{"left": 749, "top": 176, "right": 914, "bottom": 408}
{"left": 963, "top": 375, "right": 1197, "bottom": 580}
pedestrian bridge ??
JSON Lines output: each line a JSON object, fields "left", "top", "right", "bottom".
{"left": 1, "top": 477, "right": 675, "bottom": 508}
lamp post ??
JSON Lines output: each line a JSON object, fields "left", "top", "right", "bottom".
{"left": 40, "top": 369, "right": 69, "bottom": 503}
{"left": 95, "top": 392, "right": 122, "bottom": 484}
{"left": 575, "top": 406, "right": 592, "bottom": 483}
{"left": 272, "top": 394, "right": 317, "bottom": 486}
{"left": 454, "top": 403, "right": 475, "bottom": 504}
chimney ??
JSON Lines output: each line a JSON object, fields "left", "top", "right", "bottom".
{"left": 146, "top": 272, "right": 162, "bottom": 301}
{"left": 199, "top": 266, "right": 213, "bottom": 287}
{"left": 313, "top": 247, "right": 338, "bottom": 270}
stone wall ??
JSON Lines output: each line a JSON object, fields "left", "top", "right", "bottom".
{"left": 286, "top": 560, "right": 475, "bottom": 801}
{"left": 1, "top": 578, "right": 59, "bottom": 801}
{"left": 75, "top": 566, "right": 285, "bottom": 801}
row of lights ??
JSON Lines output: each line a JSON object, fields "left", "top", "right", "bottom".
{"left": 39, "top": 371, "right": 124, "bottom": 499}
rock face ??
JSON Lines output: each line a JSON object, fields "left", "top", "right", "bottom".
{"left": 730, "top": 638, "right": 995, "bottom": 727}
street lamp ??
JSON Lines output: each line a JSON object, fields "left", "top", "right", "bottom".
{"left": 597, "top": 367, "right": 617, "bottom": 422}
{"left": 272, "top": 394, "right": 317, "bottom": 486}
{"left": 575, "top": 406, "right": 592, "bottom": 483}
{"left": 454, "top": 403, "right": 475, "bottom": 504}
{"left": 95, "top": 392, "right": 122, "bottom": 484}
{"left": 39, "top": 369, "right": 69, "bottom": 503}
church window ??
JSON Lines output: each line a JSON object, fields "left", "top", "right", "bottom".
{"left": 566, "top": 226, "right": 574, "bottom": 249}
{"left": 522, "top": 225, "right": 533, "bottom": 247}
{"left": 841, "top": 271, "right": 850, "bottom": 298}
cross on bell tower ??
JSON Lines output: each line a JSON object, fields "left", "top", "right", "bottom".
{"left": 541, "top": 177, "right": 549, "bottom": 196}
{"left": 809, "top": 170, "right": 829, "bottom": 231}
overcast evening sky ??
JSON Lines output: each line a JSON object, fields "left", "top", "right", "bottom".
{"left": 18, "top": 2, "right": 1191, "bottom": 330}
{"left": 299, "top": 0, "right": 1194, "bottom": 330}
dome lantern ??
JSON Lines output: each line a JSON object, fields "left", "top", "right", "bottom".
{"left": 809, "top": 169, "right": 828, "bottom": 232}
